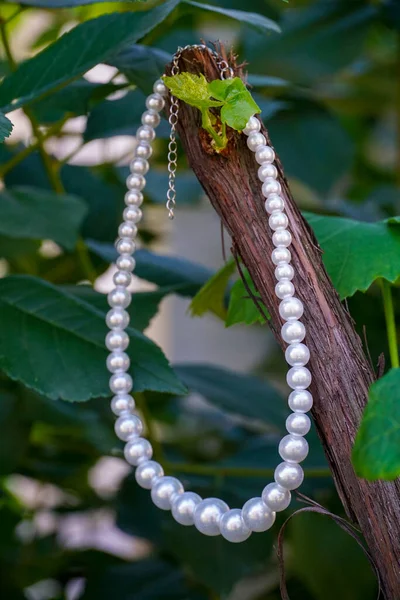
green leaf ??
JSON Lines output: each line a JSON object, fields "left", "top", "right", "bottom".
{"left": 0, "top": 187, "right": 87, "bottom": 250}
{"left": 163, "top": 72, "right": 223, "bottom": 110}
{"left": 189, "top": 259, "right": 235, "bottom": 319}
{"left": 352, "top": 369, "right": 400, "bottom": 481}
{"left": 184, "top": 0, "right": 281, "bottom": 34}
{"left": 0, "top": 391, "right": 31, "bottom": 476}
{"left": 208, "top": 77, "right": 261, "bottom": 130}
{"left": 108, "top": 44, "right": 171, "bottom": 95}
{"left": 306, "top": 213, "right": 400, "bottom": 299}
{"left": 0, "top": 276, "right": 186, "bottom": 401}
{"left": 226, "top": 269, "right": 269, "bottom": 327}
{"left": 0, "top": 111, "right": 13, "bottom": 142}
{"left": 0, "top": 0, "right": 179, "bottom": 112}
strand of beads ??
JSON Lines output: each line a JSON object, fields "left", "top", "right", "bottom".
{"left": 106, "top": 79, "right": 313, "bottom": 544}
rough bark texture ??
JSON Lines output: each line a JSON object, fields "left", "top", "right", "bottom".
{"left": 165, "top": 46, "right": 400, "bottom": 598}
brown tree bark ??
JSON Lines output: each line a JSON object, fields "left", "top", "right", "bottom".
{"left": 165, "top": 46, "right": 400, "bottom": 598}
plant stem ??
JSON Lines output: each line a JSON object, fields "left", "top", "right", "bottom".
{"left": 380, "top": 279, "right": 399, "bottom": 369}
{"left": 164, "top": 461, "right": 331, "bottom": 479}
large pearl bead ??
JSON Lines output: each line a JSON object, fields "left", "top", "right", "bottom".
{"left": 255, "top": 145, "right": 275, "bottom": 164}
{"left": 258, "top": 163, "right": 278, "bottom": 181}
{"left": 125, "top": 190, "right": 143, "bottom": 206}
{"left": 115, "top": 414, "right": 143, "bottom": 441}
{"left": 130, "top": 157, "right": 149, "bottom": 176}
{"left": 124, "top": 437, "right": 153, "bottom": 465}
{"left": 287, "top": 366, "right": 312, "bottom": 390}
{"left": 269, "top": 212, "right": 288, "bottom": 231}
{"left": 135, "top": 142, "right": 152, "bottom": 159}
{"left": 262, "top": 482, "right": 291, "bottom": 512}
{"left": 288, "top": 390, "right": 313, "bottom": 412}
{"left": 135, "top": 460, "right": 164, "bottom": 489}
{"left": 127, "top": 173, "right": 146, "bottom": 190}
{"left": 275, "top": 263, "right": 295, "bottom": 281}
{"left": 279, "top": 434, "right": 309, "bottom": 463}
{"left": 116, "top": 238, "right": 136, "bottom": 255}
{"left": 286, "top": 412, "right": 311, "bottom": 436}
{"left": 107, "top": 351, "right": 130, "bottom": 373}
{"left": 116, "top": 254, "right": 136, "bottom": 272}
{"left": 242, "top": 497, "right": 275, "bottom": 532}
{"left": 247, "top": 132, "right": 267, "bottom": 152}
{"left": 219, "top": 509, "right": 251, "bottom": 543}
{"left": 265, "top": 194, "right": 284, "bottom": 214}
{"left": 109, "top": 372, "right": 133, "bottom": 394}
{"left": 146, "top": 93, "right": 165, "bottom": 112}
{"left": 123, "top": 206, "right": 142, "bottom": 223}
{"left": 193, "top": 498, "right": 229, "bottom": 536}
{"left": 151, "top": 476, "right": 184, "bottom": 510}
{"left": 274, "top": 462, "right": 304, "bottom": 490}
{"left": 113, "top": 270, "right": 132, "bottom": 287}
{"left": 279, "top": 297, "right": 304, "bottom": 321}
{"left": 153, "top": 79, "right": 168, "bottom": 96}
{"left": 141, "top": 110, "right": 161, "bottom": 128}
{"left": 243, "top": 116, "right": 261, "bottom": 135}
{"left": 273, "top": 229, "right": 292, "bottom": 248}
{"left": 285, "top": 343, "right": 310, "bottom": 366}
{"left": 281, "top": 320, "right": 305, "bottom": 343}
{"left": 111, "top": 394, "right": 135, "bottom": 416}
{"left": 262, "top": 178, "right": 281, "bottom": 197}
{"left": 271, "top": 247, "right": 291, "bottom": 266}
{"left": 171, "top": 492, "right": 202, "bottom": 526}
{"left": 108, "top": 287, "right": 131, "bottom": 309}
{"left": 105, "top": 329, "right": 129, "bottom": 351}
{"left": 118, "top": 221, "right": 137, "bottom": 238}
{"left": 106, "top": 308, "right": 130, "bottom": 330}
{"left": 137, "top": 125, "right": 155, "bottom": 144}
{"left": 275, "top": 280, "right": 295, "bottom": 299}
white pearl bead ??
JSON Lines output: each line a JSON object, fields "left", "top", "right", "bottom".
{"left": 243, "top": 116, "right": 261, "bottom": 135}
{"left": 106, "top": 329, "right": 129, "bottom": 351}
{"left": 273, "top": 229, "right": 292, "bottom": 248}
{"left": 109, "top": 372, "right": 133, "bottom": 394}
{"left": 219, "top": 509, "right": 251, "bottom": 543}
{"left": 247, "top": 132, "right": 266, "bottom": 152}
{"left": 275, "top": 263, "right": 294, "bottom": 281}
{"left": 106, "top": 308, "right": 130, "bottom": 330}
{"left": 135, "top": 460, "right": 164, "bottom": 489}
{"left": 286, "top": 412, "right": 311, "bottom": 436}
{"left": 113, "top": 270, "right": 132, "bottom": 287}
{"left": 274, "top": 462, "right": 304, "bottom": 490}
{"left": 269, "top": 212, "right": 288, "bottom": 231}
{"left": 281, "top": 320, "right": 305, "bottom": 343}
{"left": 124, "top": 437, "right": 153, "bottom": 465}
{"left": 262, "top": 178, "right": 281, "bottom": 197}
{"left": 288, "top": 390, "right": 313, "bottom": 412}
{"left": 127, "top": 173, "right": 146, "bottom": 191}
{"left": 130, "top": 157, "right": 149, "bottom": 176}
{"left": 151, "top": 476, "right": 184, "bottom": 510}
{"left": 275, "top": 280, "right": 295, "bottom": 299}
{"left": 107, "top": 351, "right": 130, "bottom": 373}
{"left": 118, "top": 222, "right": 137, "bottom": 239}
{"left": 111, "top": 394, "right": 135, "bottom": 416}
{"left": 264, "top": 194, "right": 284, "bottom": 214}
{"left": 141, "top": 110, "right": 161, "bottom": 128}
{"left": 258, "top": 163, "right": 278, "bottom": 181}
{"left": 108, "top": 287, "right": 131, "bottom": 309}
{"left": 287, "top": 366, "right": 312, "bottom": 390}
{"left": 135, "top": 142, "right": 152, "bottom": 159}
{"left": 153, "top": 79, "right": 168, "bottom": 96}
{"left": 255, "top": 145, "right": 275, "bottom": 165}
{"left": 285, "top": 343, "right": 310, "bottom": 366}
{"left": 262, "top": 482, "right": 291, "bottom": 512}
{"left": 123, "top": 207, "right": 142, "bottom": 224}
{"left": 193, "top": 498, "right": 229, "bottom": 536}
{"left": 116, "top": 238, "right": 136, "bottom": 255}
{"left": 242, "top": 497, "right": 275, "bottom": 532}
{"left": 137, "top": 125, "right": 155, "bottom": 143}
{"left": 171, "top": 491, "right": 202, "bottom": 526}
{"left": 115, "top": 414, "right": 143, "bottom": 441}
{"left": 125, "top": 190, "right": 143, "bottom": 206}
{"left": 271, "top": 247, "right": 291, "bottom": 266}
{"left": 116, "top": 254, "right": 136, "bottom": 273}
{"left": 279, "top": 297, "right": 304, "bottom": 321}
{"left": 279, "top": 434, "right": 309, "bottom": 463}
{"left": 146, "top": 93, "right": 165, "bottom": 112}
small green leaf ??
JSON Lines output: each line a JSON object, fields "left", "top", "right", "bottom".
{"left": 226, "top": 269, "right": 269, "bottom": 327}
{"left": 0, "top": 111, "right": 13, "bottom": 142}
{"left": 352, "top": 369, "right": 400, "bottom": 481}
{"left": 162, "top": 73, "right": 223, "bottom": 110}
{"left": 189, "top": 259, "right": 235, "bottom": 319}
{"left": 184, "top": 0, "right": 281, "bottom": 34}
{"left": 208, "top": 77, "right": 261, "bottom": 130}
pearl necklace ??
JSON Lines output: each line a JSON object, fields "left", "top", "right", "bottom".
{"left": 105, "top": 45, "right": 313, "bottom": 543}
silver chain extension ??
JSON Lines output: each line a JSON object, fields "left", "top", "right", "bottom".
{"left": 164, "top": 44, "right": 234, "bottom": 219}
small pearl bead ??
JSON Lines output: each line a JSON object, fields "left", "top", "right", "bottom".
{"left": 275, "top": 263, "right": 295, "bottom": 281}
{"left": 258, "top": 163, "right": 278, "bottom": 181}
{"left": 286, "top": 412, "right": 311, "bottom": 436}
{"left": 135, "top": 142, "right": 152, "bottom": 159}
{"left": 111, "top": 394, "right": 135, "bottom": 415}
{"left": 279, "top": 297, "right": 304, "bottom": 321}
{"left": 137, "top": 125, "right": 155, "bottom": 143}
{"left": 151, "top": 476, "right": 184, "bottom": 510}
{"left": 141, "top": 110, "right": 161, "bottom": 128}
{"left": 115, "top": 414, "right": 143, "bottom": 441}
{"left": 275, "top": 462, "right": 304, "bottom": 490}
{"left": 123, "top": 207, "right": 142, "bottom": 224}
{"left": 118, "top": 222, "right": 137, "bottom": 239}
{"left": 124, "top": 437, "right": 153, "bottom": 466}
{"left": 265, "top": 194, "right": 284, "bottom": 214}
{"left": 273, "top": 229, "right": 292, "bottom": 247}
{"left": 242, "top": 497, "right": 275, "bottom": 532}
{"left": 146, "top": 93, "right": 165, "bottom": 112}
{"left": 243, "top": 116, "right": 261, "bottom": 135}
{"left": 116, "top": 254, "right": 136, "bottom": 272}
{"left": 279, "top": 434, "right": 309, "bottom": 463}
{"left": 219, "top": 509, "right": 251, "bottom": 543}
{"left": 109, "top": 372, "right": 133, "bottom": 394}
{"left": 130, "top": 157, "right": 149, "bottom": 176}
{"left": 282, "top": 320, "right": 305, "bottom": 343}
{"left": 194, "top": 498, "right": 229, "bottom": 536}
{"left": 154, "top": 79, "right": 168, "bottom": 96}
{"left": 127, "top": 173, "right": 146, "bottom": 191}
{"left": 287, "top": 366, "right": 312, "bottom": 390}
{"left": 113, "top": 270, "right": 132, "bottom": 287}
{"left": 262, "top": 178, "right": 281, "bottom": 197}
{"left": 255, "top": 145, "right": 275, "bottom": 165}
{"left": 108, "top": 287, "right": 131, "bottom": 309}
{"left": 247, "top": 132, "right": 266, "bottom": 152}
{"left": 275, "top": 280, "right": 295, "bottom": 299}
{"left": 262, "top": 482, "right": 291, "bottom": 512}
{"left": 288, "top": 390, "right": 313, "bottom": 412}
{"left": 271, "top": 247, "right": 291, "bottom": 265}
{"left": 107, "top": 351, "right": 130, "bottom": 373}
{"left": 125, "top": 190, "right": 143, "bottom": 206}
{"left": 285, "top": 343, "right": 310, "bottom": 367}
{"left": 116, "top": 238, "right": 136, "bottom": 255}
{"left": 106, "top": 329, "right": 129, "bottom": 351}
{"left": 269, "top": 212, "right": 288, "bottom": 231}
{"left": 135, "top": 460, "right": 164, "bottom": 489}
{"left": 171, "top": 491, "right": 202, "bottom": 526}
{"left": 106, "top": 308, "right": 130, "bottom": 330}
